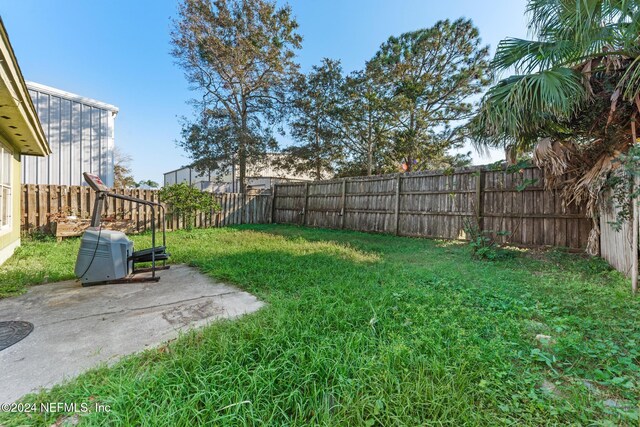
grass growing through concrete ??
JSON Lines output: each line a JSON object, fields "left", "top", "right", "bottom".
{"left": 1, "top": 225, "right": 639, "bottom": 425}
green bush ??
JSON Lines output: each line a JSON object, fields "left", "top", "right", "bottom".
{"left": 159, "top": 183, "right": 220, "bottom": 230}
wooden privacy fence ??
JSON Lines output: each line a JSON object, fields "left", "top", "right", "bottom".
{"left": 21, "top": 184, "right": 271, "bottom": 235}
{"left": 21, "top": 167, "right": 593, "bottom": 250}
{"left": 272, "top": 166, "right": 593, "bottom": 250}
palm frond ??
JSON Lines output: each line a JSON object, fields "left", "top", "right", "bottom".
{"left": 473, "top": 68, "right": 588, "bottom": 149}
{"left": 619, "top": 55, "right": 640, "bottom": 101}
{"left": 526, "top": 0, "right": 595, "bottom": 41}
{"left": 527, "top": 0, "right": 637, "bottom": 42}
{"left": 532, "top": 137, "right": 576, "bottom": 175}
{"left": 492, "top": 38, "right": 579, "bottom": 73}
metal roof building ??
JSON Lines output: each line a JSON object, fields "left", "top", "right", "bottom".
{"left": 164, "top": 154, "right": 314, "bottom": 193}
{"left": 22, "top": 82, "right": 118, "bottom": 187}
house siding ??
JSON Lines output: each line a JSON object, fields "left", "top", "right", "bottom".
{"left": 0, "top": 144, "right": 23, "bottom": 263}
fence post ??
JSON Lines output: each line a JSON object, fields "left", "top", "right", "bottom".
{"left": 394, "top": 173, "right": 401, "bottom": 235}
{"left": 302, "top": 182, "right": 309, "bottom": 226}
{"left": 271, "top": 185, "right": 277, "bottom": 224}
{"left": 340, "top": 178, "right": 347, "bottom": 229}
{"left": 476, "top": 169, "right": 485, "bottom": 229}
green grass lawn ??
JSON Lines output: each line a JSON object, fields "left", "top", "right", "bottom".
{"left": 1, "top": 225, "right": 639, "bottom": 426}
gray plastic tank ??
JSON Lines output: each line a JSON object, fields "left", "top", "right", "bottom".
{"left": 75, "top": 228, "right": 133, "bottom": 284}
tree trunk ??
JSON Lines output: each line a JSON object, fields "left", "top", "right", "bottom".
{"left": 406, "top": 111, "right": 415, "bottom": 172}
{"left": 238, "top": 146, "right": 246, "bottom": 193}
{"left": 367, "top": 109, "right": 373, "bottom": 176}
{"left": 239, "top": 108, "right": 248, "bottom": 193}
{"left": 315, "top": 119, "right": 321, "bottom": 180}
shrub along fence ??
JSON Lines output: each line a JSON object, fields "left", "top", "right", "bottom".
{"left": 271, "top": 166, "right": 593, "bottom": 250}
{"left": 21, "top": 184, "right": 271, "bottom": 237}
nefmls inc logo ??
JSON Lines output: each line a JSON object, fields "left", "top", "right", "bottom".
{"left": 40, "top": 402, "right": 111, "bottom": 413}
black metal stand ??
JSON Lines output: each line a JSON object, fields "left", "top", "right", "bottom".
{"left": 88, "top": 190, "right": 169, "bottom": 284}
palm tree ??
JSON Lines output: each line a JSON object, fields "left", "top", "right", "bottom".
{"left": 475, "top": 0, "right": 640, "bottom": 145}
{"left": 472, "top": 0, "right": 640, "bottom": 255}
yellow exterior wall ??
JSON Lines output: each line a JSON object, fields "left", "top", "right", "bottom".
{"left": 0, "top": 139, "right": 22, "bottom": 262}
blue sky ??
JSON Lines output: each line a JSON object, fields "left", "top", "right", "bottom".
{"left": 2, "top": 0, "right": 529, "bottom": 184}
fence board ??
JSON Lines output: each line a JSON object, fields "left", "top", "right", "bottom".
{"left": 600, "top": 192, "right": 634, "bottom": 276}
{"left": 273, "top": 166, "right": 593, "bottom": 250}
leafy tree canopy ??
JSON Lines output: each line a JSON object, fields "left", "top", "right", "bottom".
{"left": 473, "top": 0, "right": 640, "bottom": 152}
{"left": 368, "top": 19, "right": 490, "bottom": 172}
{"left": 114, "top": 147, "right": 136, "bottom": 188}
{"left": 276, "top": 58, "right": 344, "bottom": 180}
{"left": 172, "top": 0, "right": 302, "bottom": 191}
{"left": 334, "top": 68, "right": 395, "bottom": 176}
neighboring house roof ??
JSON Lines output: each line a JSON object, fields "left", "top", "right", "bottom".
{"left": 0, "top": 18, "right": 50, "bottom": 156}
{"left": 26, "top": 81, "right": 119, "bottom": 114}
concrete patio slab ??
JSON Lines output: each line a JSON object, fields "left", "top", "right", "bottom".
{"left": 0, "top": 265, "right": 264, "bottom": 403}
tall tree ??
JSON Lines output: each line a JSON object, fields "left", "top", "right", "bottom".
{"left": 369, "top": 19, "right": 490, "bottom": 172}
{"left": 113, "top": 147, "right": 136, "bottom": 188}
{"left": 171, "top": 0, "right": 302, "bottom": 192}
{"left": 278, "top": 58, "right": 344, "bottom": 180}
{"left": 335, "top": 69, "right": 394, "bottom": 176}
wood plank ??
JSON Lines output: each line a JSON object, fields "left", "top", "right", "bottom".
{"left": 394, "top": 174, "right": 401, "bottom": 235}
{"left": 271, "top": 186, "right": 277, "bottom": 223}
{"left": 302, "top": 183, "right": 309, "bottom": 226}
{"left": 27, "top": 185, "right": 36, "bottom": 229}
{"left": 38, "top": 185, "right": 48, "bottom": 230}
{"left": 476, "top": 170, "right": 485, "bottom": 229}
{"left": 49, "top": 186, "right": 59, "bottom": 223}
{"left": 340, "top": 178, "right": 347, "bottom": 228}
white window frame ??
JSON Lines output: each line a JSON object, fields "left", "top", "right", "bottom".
{"left": 0, "top": 142, "right": 12, "bottom": 233}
